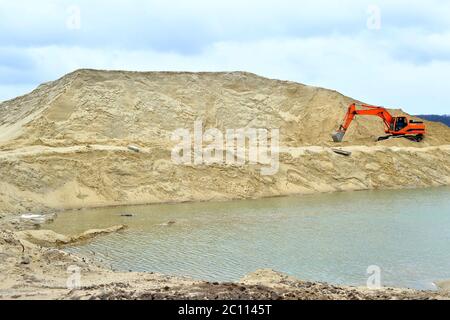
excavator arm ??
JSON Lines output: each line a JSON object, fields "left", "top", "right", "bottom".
{"left": 337, "top": 104, "right": 394, "bottom": 131}
{"left": 333, "top": 103, "right": 394, "bottom": 142}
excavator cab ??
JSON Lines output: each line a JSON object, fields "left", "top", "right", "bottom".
{"left": 394, "top": 117, "right": 408, "bottom": 132}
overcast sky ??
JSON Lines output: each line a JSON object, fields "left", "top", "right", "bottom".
{"left": 0, "top": 0, "right": 449, "bottom": 114}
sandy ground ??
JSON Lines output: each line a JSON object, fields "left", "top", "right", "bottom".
{"left": 1, "top": 70, "right": 450, "bottom": 300}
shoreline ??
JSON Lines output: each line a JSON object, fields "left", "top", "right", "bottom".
{"left": 4, "top": 183, "right": 449, "bottom": 222}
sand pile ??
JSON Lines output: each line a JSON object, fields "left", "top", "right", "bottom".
{"left": 0, "top": 69, "right": 449, "bottom": 212}
{"left": 1, "top": 69, "right": 449, "bottom": 148}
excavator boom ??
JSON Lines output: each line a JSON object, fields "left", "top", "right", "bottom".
{"left": 332, "top": 103, "right": 426, "bottom": 142}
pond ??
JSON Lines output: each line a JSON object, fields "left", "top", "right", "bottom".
{"left": 45, "top": 187, "right": 450, "bottom": 290}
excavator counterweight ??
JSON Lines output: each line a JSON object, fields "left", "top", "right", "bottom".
{"left": 332, "top": 103, "right": 426, "bottom": 143}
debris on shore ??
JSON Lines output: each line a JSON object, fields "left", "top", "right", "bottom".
{"left": 331, "top": 148, "right": 352, "bottom": 156}
{"left": 15, "top": 225, "right": 126, "bottom": 247}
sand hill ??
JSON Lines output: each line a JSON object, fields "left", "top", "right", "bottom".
{"left": 1, "top": 69, "right": 450, "bottom": 147}
{"left": 0, "top": 69, "right": 449, "bottom": 213}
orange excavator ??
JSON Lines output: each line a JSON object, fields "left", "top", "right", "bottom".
{"left": 332, "top": 103, "right": 426, "bottom": 143}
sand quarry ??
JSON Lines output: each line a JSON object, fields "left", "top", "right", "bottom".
{"left": 1, "top": 69, "right": 450, "bottom": 299}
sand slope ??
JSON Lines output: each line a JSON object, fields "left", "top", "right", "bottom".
{"left": 0, "top": 70, "right": 449, "bottom": 212}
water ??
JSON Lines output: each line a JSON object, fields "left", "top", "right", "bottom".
{"left": 45, "top": 187, "right": 450, "bottom": 290}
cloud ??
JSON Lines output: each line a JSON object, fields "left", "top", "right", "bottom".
{"left": 0, "top": 0, "right": 449, "bottom": 114}
{"left": 2, "top": 0, "right": 449, "bottom": 50}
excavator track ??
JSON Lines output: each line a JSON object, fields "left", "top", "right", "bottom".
{"left": 377, "top": 135, "right": 424, "bottom": 142}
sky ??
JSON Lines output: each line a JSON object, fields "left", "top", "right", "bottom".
{"left": 0, "top": 0, "right": 449, "bottom": 114}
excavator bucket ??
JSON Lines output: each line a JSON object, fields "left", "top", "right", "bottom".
{"left": 332, "top": 131, "right": 345, "bottom": 143}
